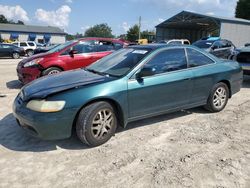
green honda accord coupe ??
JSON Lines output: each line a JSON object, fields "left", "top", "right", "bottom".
{"left": 13, "top": 44, "right": 243, "bottom": 147}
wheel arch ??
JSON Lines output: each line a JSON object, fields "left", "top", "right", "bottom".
{"left": 217, "top": 80, "right": 232, "bottom": 98}
{"left": 44, "top": 65, "right": 64, "bottom": 71}
{"left": 72, "top": 98, "right": 125, "bottom": 134}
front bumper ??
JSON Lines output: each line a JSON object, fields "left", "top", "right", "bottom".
{"left": 12, "top": 95, "right": 77, "bottom": 140}
{"left": 239, "top": 63, "right": 250, "bottom": 75}
{"left": 16, "top": 65, "right": 41, "bottom": 84}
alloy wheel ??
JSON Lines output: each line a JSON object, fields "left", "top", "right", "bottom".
{"left": 91, "top": 109, "right": 114, "bottom": 140}
{"left": 48, "top": 70, "right": 60, "bottom": 75}
{"left": 213, "top": 87, "right": 227, "bottom": 109}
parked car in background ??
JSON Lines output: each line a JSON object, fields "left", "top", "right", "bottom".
{"left": 34, "top": 44, "right": 60, "bottom": 54}
{"left": 0, "top": 43, "right": 25, "bottom": 59}
{"left": 17, "top": 38, "right": 128, "bottom": 84}
{"left": 13, "top": 44, "right": 242, "bottom": 147}
{"left": 244, "top": 43, "right": 250, "bottom": 47}
{"left": 158, "top": 39, "right": 190, "bottom": 45}
{"left": 12, "top": 41, "right": 37, "bottom": 57}
{"left": 233, "top": 46, "right": 250, "bottom": 75}
{"left": 192, "top": 37, "right": 236, "bottom": 59}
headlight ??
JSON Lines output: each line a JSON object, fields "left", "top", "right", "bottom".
{"left": 23, "top": 58, "right": 43, "bottom": 67}
{"left": 26, "top": 100, "right": 65, "bottom": 112}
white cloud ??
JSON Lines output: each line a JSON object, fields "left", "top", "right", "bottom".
{"left": 65, "top": 0, "right": 73, "bottom": 3}
{"left": 81, "top": 25, "right": 91, "bottom": 34}
{"left": 0, "top": 5, "right": 29, "bottom": 22}
{"left": 35, "top": 5, "right": 71, "bottom": 28}
{"left": 121, "top": 22, "right": 130, "bottom": 32}
{"left": 131, "top": 0, "right": 237, "bottom": 17}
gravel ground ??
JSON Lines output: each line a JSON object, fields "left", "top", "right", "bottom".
{"left": 0, "top": 58, "right": 250, "bottom": 188}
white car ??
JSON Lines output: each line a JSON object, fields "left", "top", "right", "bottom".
{"left": 12, "top": 41, "right": 37, "bottom": 56}
{"left": 159, "top": 39, "right": 191, "bottom": 45}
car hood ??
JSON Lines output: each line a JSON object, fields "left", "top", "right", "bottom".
{"left": 21, "top": 69, "right": 114, "bottom": 101}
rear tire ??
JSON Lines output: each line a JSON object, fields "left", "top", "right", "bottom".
{"left": 12, "top": 52, "right": 20, "bottom": 59}
{"left": 204, "top": 82, "right": 229, "bottom": 112}
{"left": 42, "top": 67, "right": 62, "bottom": 76}
{"left": 76, "top": 102, "right": 117, "bottom": 147}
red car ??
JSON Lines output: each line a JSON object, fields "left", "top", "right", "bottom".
{"left": 17, "top": 38, "right": 128, "bottom": 84}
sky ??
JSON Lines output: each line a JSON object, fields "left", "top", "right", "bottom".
{"left": 0, "top": 0, "right": 238, "bottom": 35}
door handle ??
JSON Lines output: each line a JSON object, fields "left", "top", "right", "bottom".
{"left": 183, "top": 78, "right": 191, "bottom": 81}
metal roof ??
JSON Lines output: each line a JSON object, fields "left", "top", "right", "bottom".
{"left": 156, "top": 10, "right": 250, "bottom": 28}
{"left": 0, "top": 23, "right": 66, "bottom": 35}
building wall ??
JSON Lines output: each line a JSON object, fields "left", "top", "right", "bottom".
{"left": 50, "top": 35, "right": 66, "bottom": 44}
{"left": 220, "top": 22, "right": 250, "bottom": 47}
{"left": 0, "top": 32, "right": 65, "bottom": 44}
{"left": 156, "top": 27, "right": 210, "bottom": 43}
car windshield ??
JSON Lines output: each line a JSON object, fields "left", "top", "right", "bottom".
{"left": 48, "top": 41, "right": 76, "bottom": 53}
{"left": 193, "top": 40, "right": 215, "bottom": 49}
{"left": 86, "top": 47, "right": 152, "bottom": 77}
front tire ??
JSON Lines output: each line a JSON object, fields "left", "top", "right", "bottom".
{"left": 204, "top": 82, "right": 229, "bottom": 112}
{"left": 76, "top": 102, "right": 117, "bottom": 147}
{"left": 12, "top": 52, "right": 20, "bottom": 59}
{"left": 42, "top": 67, "right": 62, "bottom": 76}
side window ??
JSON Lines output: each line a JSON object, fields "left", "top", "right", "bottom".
{"left": 72, "top": 42, "right": 97, "bottom": 54}
{"left": 97, "top": 41, "right": 114, "bottom": 52}
{"left": 12, "top": 43, "right": 18, "bottom": 46}
{"left": 184, "top": 41, "right": 190, "bottom": 45}
{"left": 113, "top": 43, "right": 123, "bottom": 50}
{"left": 144, "top": 48, "right": 187, "bottom": 74}
{"left": 20, "top": 42, "right": 27, "bottom": 47}
{"left": 2, "top": 44, "right": 11, "bottom": 48}
{"left": 187, "top": 48, "right": 214, "bottom": 67}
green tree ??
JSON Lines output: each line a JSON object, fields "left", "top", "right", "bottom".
{"left": 84, "top": 23, "right": 114, "bottom": 38}
{"left": 0, "top": 15, "right": 8, "bottom": 23}
{"left": 17, "top": 20, "right": 24, "bottom": 25}
{"left": 66, "top": 34, "right": 75, "bottom": 41}
{"left": 235, "top": 0, "right": 250, "bottom": 20}
{"left": 0, "top": 14, "right": 25, "bottom": 24}
{"left": 126, "top": 24, "right": 140, "bottom": 42}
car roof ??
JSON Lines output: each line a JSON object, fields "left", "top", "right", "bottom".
{"left": 77, "top": 37, "right": 126, "bottom": 43}
{"left": 128, "top": 43, "right": 185, "bottom": 50}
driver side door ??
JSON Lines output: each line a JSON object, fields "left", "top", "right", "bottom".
{"left": 127, "top": 48, "right": 193, "bottom": 119}
{"left": 59, "top": 41, "right": 99, "bottom": 70}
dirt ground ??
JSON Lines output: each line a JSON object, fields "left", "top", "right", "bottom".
{"left": 0, "top": 58, "right": 250, "bottom": 188}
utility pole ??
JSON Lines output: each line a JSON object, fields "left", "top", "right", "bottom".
{"left": 138, "top": 16, "right": 141, "bottom": 40}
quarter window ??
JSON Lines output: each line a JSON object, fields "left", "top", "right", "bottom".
{"left": 187, "top": 48, "right": 214, "bottom": 67}
{"left": 144, "top": 48, "right": 187, "bottom": 74}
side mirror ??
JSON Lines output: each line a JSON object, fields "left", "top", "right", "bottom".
{"left": 136, "top": 67, "right": 156, "bottom": 80}
{"left": 69, "top": 49, "right": 78, "bottom": 56}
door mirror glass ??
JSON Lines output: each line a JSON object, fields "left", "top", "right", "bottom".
{"left": 69, "top": 49, "right": 78, "bottom": 56}
{"left": 136, "top": 67, "right": 156, "bottom": 79}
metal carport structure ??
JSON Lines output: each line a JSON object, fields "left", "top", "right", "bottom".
{"left": 156, "top": 11, "right": 250, "bottom": 47}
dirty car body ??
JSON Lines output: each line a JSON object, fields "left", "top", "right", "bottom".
{"left": 13, "top": 44, "right": 243, "bottom": 145}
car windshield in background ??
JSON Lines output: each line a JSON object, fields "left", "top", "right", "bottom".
{"left": 86, "top": 48, "right": 152, "bottom": 77}
{"left": 193, "top": 40, "right": 215, "bottom": 49}
{"left": 48, "top": 40, "right": 76, "bottom": 53}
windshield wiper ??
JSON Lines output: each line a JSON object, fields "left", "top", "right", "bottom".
{"left": 84, "top": 68, "right": 119, "bottom": 78}
{"left": 84, "top": 68, "right": 109, "bottom": 76}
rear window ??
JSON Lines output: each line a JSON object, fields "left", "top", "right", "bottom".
{"left": 28, "top": 42, "right": 35, "bottom": 46}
